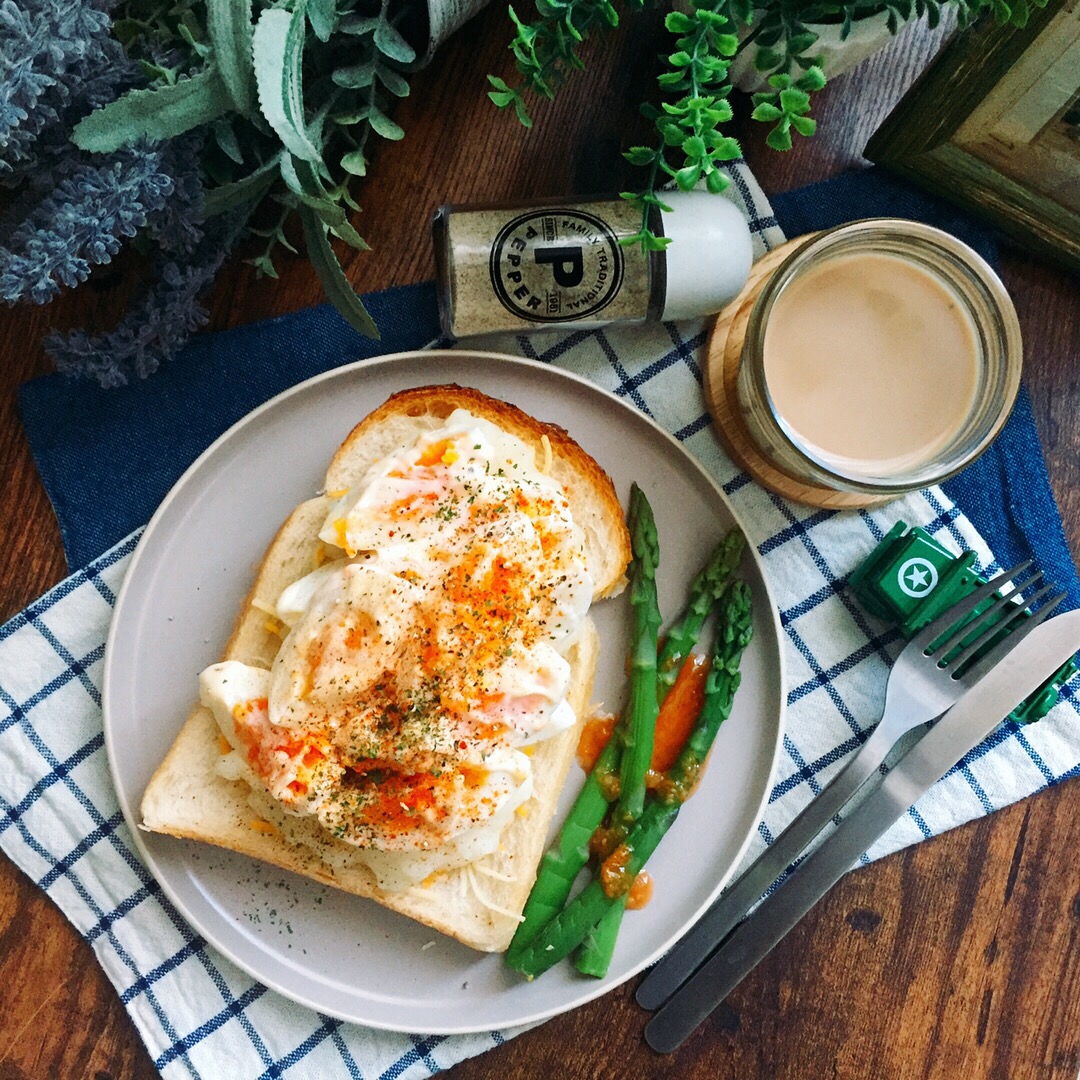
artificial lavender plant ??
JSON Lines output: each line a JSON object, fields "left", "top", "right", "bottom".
{"left": 1, "top": 0, "right": 419, "bottom": 385}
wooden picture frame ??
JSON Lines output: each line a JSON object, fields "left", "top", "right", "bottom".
{"left": 865, "top": 0, "right": 1080, "bottom": 273}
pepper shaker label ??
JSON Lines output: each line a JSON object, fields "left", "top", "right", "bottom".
{"left": 434, "top": 198, "right": 656, "bottom": 338}
{"left": 488, "top": 209, "right": 625, "bottom": 323}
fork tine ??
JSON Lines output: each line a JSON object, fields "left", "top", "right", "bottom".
{"left": 953, "top": 589, "right": 1067, "bottom": 682}
{"left": 934, "top": 571, "right": 1042, "bottom": 658}
{"left": 945, "top": 580, "right": 1055, "bottom": 672}
{"left": 910, "top": 561, "right": 1033, "bottom": 655}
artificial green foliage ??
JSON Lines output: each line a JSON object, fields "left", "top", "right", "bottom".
{"left": 492, "top": 0, "right": 1048, "bottom": 249}
{"left": 206, "top": 0, "right": 256, "bottom": 114}
{"left": 72, "top": 67, "right": 233, "bottom": 152}
{"left": 71, "top": 0, "right": 422, "bottom": 337}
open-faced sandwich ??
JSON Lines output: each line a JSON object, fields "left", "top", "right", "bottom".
{"left": 140, "top": 384, "right": 631, "bottom": 951}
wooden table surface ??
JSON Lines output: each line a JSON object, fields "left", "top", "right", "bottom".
{"left": 3, "top": 11, "right": 1080, "bottom": 1080}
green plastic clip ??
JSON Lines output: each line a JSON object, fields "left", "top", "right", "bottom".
{"left": 849, "top": 521, "right": 1076, "bottom": 725}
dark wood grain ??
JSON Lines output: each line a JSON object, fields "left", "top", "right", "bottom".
{"left": 1, "top": 9, "right": 1079, "bottom": 1080}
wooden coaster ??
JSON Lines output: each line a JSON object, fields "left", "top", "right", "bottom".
{"left": 703, "top": 235, "right": 895, "bottom": 510}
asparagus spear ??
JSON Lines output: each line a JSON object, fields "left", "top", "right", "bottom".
{"left": 613, "top": 483, "right": 662, "bottom": 830}
{"left": 570, "top": 487, "right": 660, "bottom": 975}
{"left": 656, "top": 530, "right": 745, "bottom": 698}
{"left": 509, "top": 581, "right": 753, "bottom": 980}
{"left": 507, "top": 484, "right": 659, "bottom": 965}
{"left": 505, "top": 739, "right": 619, "bottom": 965}
{"left": 509, "top": 519, "right": 745, "bottom": 970}
{"left": 575, "top": 527, "right": 745, "bottom": 977}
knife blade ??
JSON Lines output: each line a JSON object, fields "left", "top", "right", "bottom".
{"left": 643, "top": 607, "right": 1080, "bottom": 1054}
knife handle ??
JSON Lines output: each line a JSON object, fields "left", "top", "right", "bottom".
{"left": 635, "top": 720, "right": 895, "bottom": 1010}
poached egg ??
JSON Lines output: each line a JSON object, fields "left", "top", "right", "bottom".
{"left": 199, "top": 409, "right": 594, "bottom": 889}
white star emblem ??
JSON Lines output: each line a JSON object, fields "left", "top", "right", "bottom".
{"left": 896, "top": 557, "right": 939, "bottom": 598}
{"left": 905, "top": 566, "right": 931, "bottom": 590}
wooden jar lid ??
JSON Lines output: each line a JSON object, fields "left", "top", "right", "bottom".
{"left": 703, "top": 235, "right": 894, "bottom": 510}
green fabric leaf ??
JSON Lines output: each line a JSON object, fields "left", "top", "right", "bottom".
{"left": 755, "top": 46, "right": 782, "bottom": 70}
{"left": 766, "top": 124, "right": 793, "bottom": 151}
{"left": 797, "top": 65, "right": 827, "bottom": 92}
{"left": 340, "top": 149, "right": 367, "bottom": 175}
{"left": 366, "top": 107, "right": 404, "bottom": 141}
{"left": 373, "top": 22, "right": 417, "bottom": 64}
{"left": 657, "top": 71, "right": 687, "bottom": 88}
{"left": 72, "top": 66, "right": 232, "bottom": 152}
{"left": 207, "top": 0, "right": 255, "bottom": 114}
{"left": 300, "top": 208, "right": 379, "bottom": 339}
{"left": 247, "top": 253, "right": 279, "bottom": 279}
{"left": 280, "top": 155, "right": 367, "bottom": 249}
{"left": 674, "top": 164, "right": 700, "bottom": 190}
{"left": 715, "top": 33, "right": 739, "bottom": 56}
{"left": 253, "top": 4, "right": 324, "bottom": 164}
{"left": 710, "top": 135, "right": 742, "bottom": 160}
{"left": 751, "top": 101, "right": 782, "bottom": 122}
{"left": 705, "top": 168, "right": 729, "bottom": 194}
{"left": 307, "top": 0, "right": 338, "bottom": 41}
{"left": 376, "top": 66, "right": 410, "bottom": 98}
{"left": 204, "top": 154, "right": 280, "bottom": 215}
{"left": 339, "top": 13, "right": 379, "bottom": 34}
{"left": 779, "top": 87, "right": 811, "bottom": 114}
{"left": 681, "top": 134, "right": 706, "bottom": 159}
{"left": 332, "top": 59, "right": 377, "bottom": 88}
{"left": 213, "top": 118, "right": 244, "bottom": 164}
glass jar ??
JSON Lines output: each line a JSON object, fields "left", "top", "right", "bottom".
{"left": 736, "top": 219, "right": 1022, "bottom": 497}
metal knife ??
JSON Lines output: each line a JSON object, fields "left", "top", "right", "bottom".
{"left": 642, "top": 608, "right": 1080, "bottom": 1054}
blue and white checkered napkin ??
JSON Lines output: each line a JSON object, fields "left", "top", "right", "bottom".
{"left": 3, "top": 161, "right": 1079, "bottom": 1079}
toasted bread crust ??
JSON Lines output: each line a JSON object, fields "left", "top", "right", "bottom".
{"left": 325, "top": 385, "right": 630, "bottom": 598}
{"left": 141, "top": 385, "right": 630, "bottom": 951}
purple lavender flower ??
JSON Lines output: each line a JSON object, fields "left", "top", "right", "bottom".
{"left": 0, "top": 1, "right": 265, "bottom": 385}
{"left": 0, "top": 143, "right": 175, "bottom": 303}
{"left": 0, "top": 0, "right": 130, "bottom": 182}
{"left": 45, "top": 215, "right": 242, "bottom": 386}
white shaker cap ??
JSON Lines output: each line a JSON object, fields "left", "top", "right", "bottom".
{"left": 658, "top": 190, "right": 753, "bottom": 321}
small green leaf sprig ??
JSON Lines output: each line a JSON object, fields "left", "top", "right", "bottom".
{"left": 72, "top": 0, "right": 422, "bottom": 339}
{"left": 491, "top": 0, "right": 1045, "bottom": 252}
{"left": 487, "top": 0, "right": 633, "bottom": 128}
{"left": 618, "top": 0, "right": 746, "bottom": 249}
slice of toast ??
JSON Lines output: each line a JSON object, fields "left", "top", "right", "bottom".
{"left": 141, "top": 384, "right": 630, "bottom": 951}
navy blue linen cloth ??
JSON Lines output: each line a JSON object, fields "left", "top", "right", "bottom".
{"left": 17, "top": 168, "right": 1080, "bottom": 605}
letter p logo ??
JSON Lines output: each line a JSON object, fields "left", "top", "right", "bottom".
{"left": 534, "top": 245, "right": 584, "bottom": 288}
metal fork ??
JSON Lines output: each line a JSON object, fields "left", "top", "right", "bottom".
{"left": 637, "top": 560, "right": 1063, "bottom": 1011}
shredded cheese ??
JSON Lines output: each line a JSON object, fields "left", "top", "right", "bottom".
{"left": 473, "top": 861, "right": 517, "bottom": 883}
{"left": 465, "top": 864, "right": 526, "bottom": 922}
{"left": 540, "top": 434, "right": 552, "bottom": 475}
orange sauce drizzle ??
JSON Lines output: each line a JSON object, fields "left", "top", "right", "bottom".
{"left": 576, "top": 712, "right": 617, "bottom": 773}
{"left": 627, "top": 871, "right": 654, "bottom": 910}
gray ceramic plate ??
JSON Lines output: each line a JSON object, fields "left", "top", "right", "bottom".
{"left": 104, "top": 350, "right": 785, "bottom": 1034}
